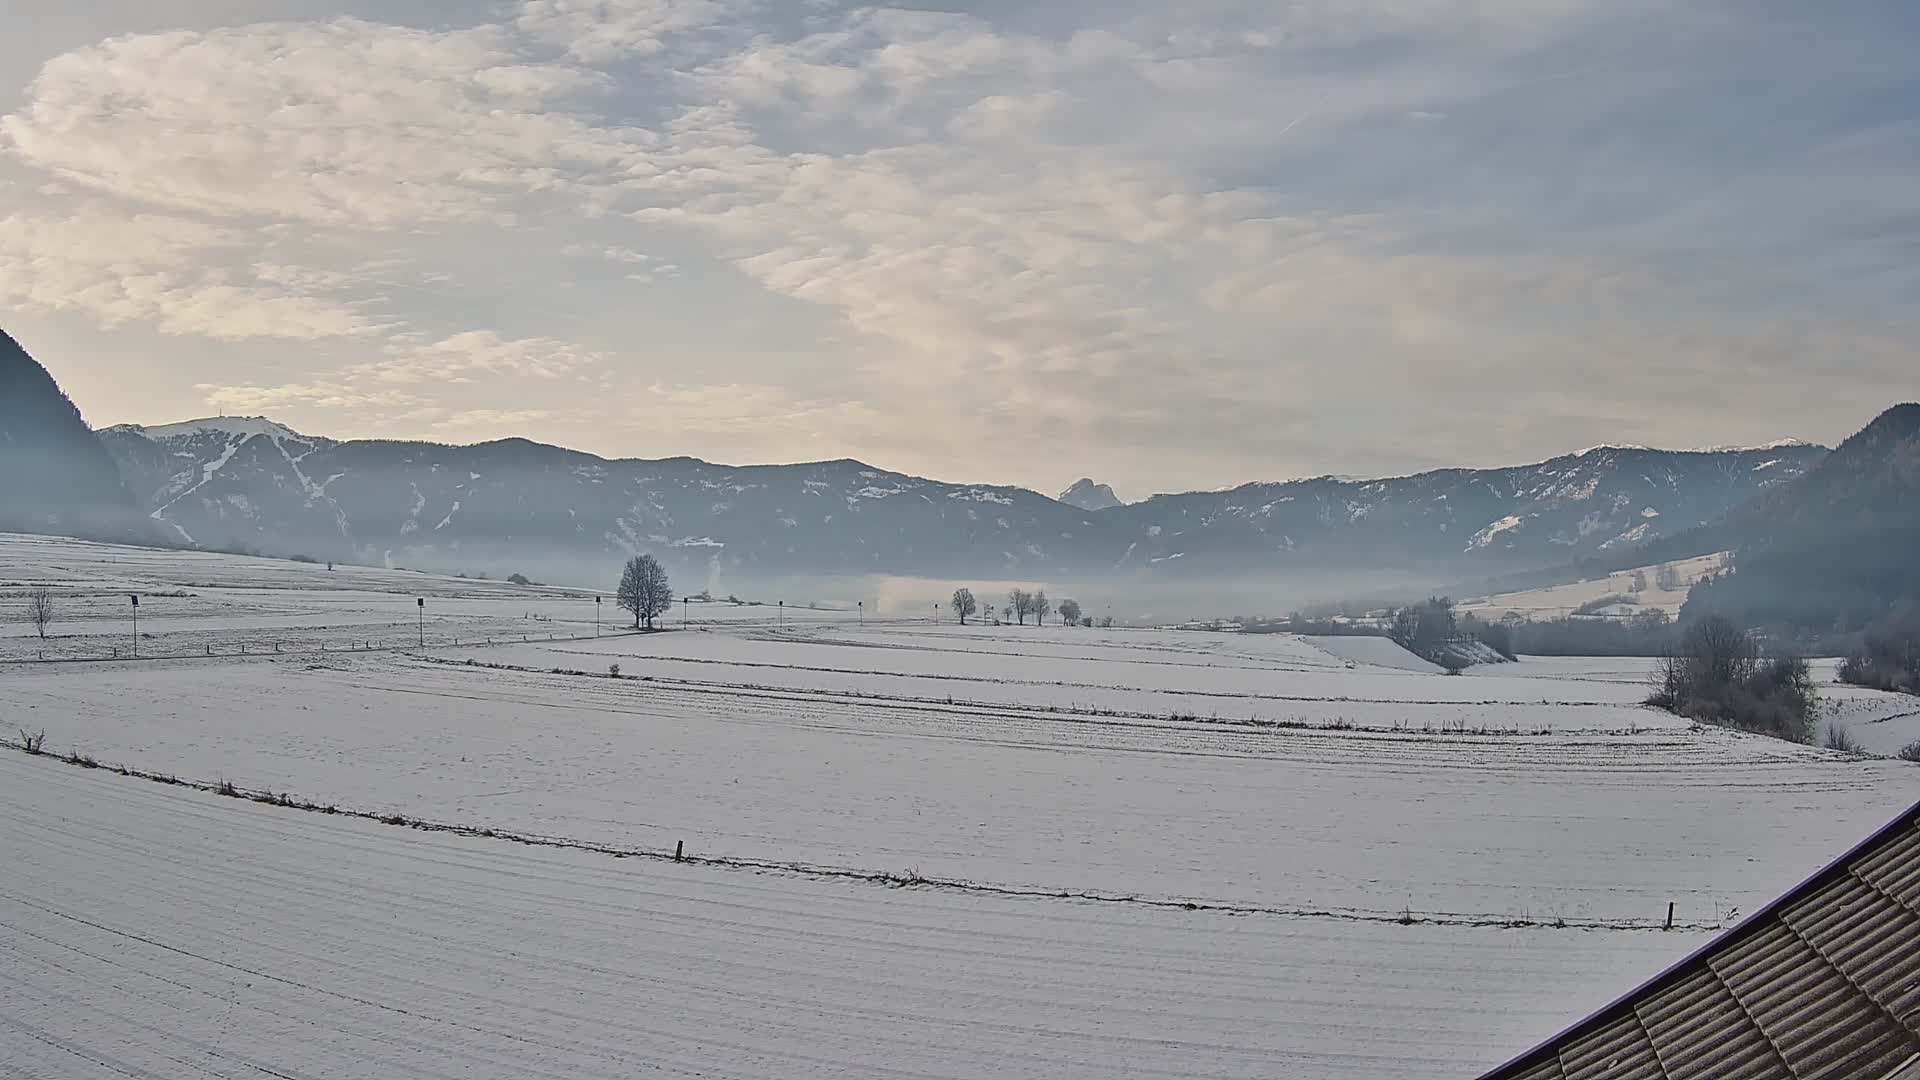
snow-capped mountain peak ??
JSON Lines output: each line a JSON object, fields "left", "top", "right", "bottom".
{"left": 1059, "top": 478, "right": 1122, "bottom": 511}
{"left": 121, "top": 416, "right": 309, "bottom": 443}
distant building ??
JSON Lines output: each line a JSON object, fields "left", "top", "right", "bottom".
{"left": 1480, "top": 800, "right": 1920, "bottom": 1080}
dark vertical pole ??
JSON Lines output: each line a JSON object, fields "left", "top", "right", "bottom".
{"left": 417, "top": 598, "right": 424, "bottom": 647}
{"left": 130, "top": 595, "right": 139, "bottom": 658}
{"left": 859, "top": 600, "right": 863, "bottom": 627}
{"left": 778, "top": 600, "right": 783, "bottom": 626}
{"left": 1666, "top": 902, "right": 1675, "bottom": 931}
{"left": 683, "top": 596, "right": 688, "bottom": 628}
{"left": 675, "top": 840, "right": 684, "bottom": 862}
{"left": 595, "top": 595, "right": 601, "bottom": 637}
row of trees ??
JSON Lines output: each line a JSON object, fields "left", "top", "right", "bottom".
{"left": 949, "top": 587, "right": 1088, "bottom": 627}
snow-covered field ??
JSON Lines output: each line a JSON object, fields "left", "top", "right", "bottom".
{"left": 1458, "top": 552, "right": 1727, "bottom": 621}
{"left": 3, "top": 534, "right": 1917, "bottom": 1079}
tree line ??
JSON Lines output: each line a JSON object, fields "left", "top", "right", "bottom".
{"left": 949, "top": 587, "right": 1093, "bottom": 627}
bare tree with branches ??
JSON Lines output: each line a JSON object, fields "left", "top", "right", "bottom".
{"left": 27, "top": 588, "right": 53, "bottom": 640}
{"left": 951, "top": 588, "right": 977, "bottom": 625}
{"left": 617, "top": 555, "right": 673, "bottom": 630}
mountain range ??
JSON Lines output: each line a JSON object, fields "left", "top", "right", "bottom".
{"left": 88, "top": 411, "right": 1824, "bottom": 586}
{"left": 0, "top": 329, "right": 1879, "bottom": 599}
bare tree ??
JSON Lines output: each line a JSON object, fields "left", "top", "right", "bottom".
{"left": 617, "top": 555, "right": 673, "bottom": 630}
{"left": 951, "top": 587, "right": 977, "bottom": 625}
{"left": 1058, "top": 598, "right": 1082, "bottom": 626}
{"left": 27, "top": 588, "right": 53, "bottom": 640}
{"left": 1032, "top": 591, "right": 1050, "bottom": 626}
{"left": 1008, "top": 588, "right": 1031, "bottom": 625}
{"left": 1655, "top": 563, "right": 1681, "bottom": 592}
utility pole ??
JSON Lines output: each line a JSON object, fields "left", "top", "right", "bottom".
{"left": 683, "top": 595, "right": 689, "bottom": 628}
{"left": 595, "top": 595, "right": 601, "bottom": 637}
{"left": 858, "top": 600, "right": 863, "bottom": 628}
{"left": 416, "top": 598, "right": 425, "bottom": 647}
{"left": 778, "top": 600, "right": 784, "bottom": 627}
{"left": 130, "top": 594, "right": 139, "bottom": 658}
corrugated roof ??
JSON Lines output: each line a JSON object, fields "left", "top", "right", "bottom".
{"left": 1479, "top": 801, "right": 1920, "bottom": 1080}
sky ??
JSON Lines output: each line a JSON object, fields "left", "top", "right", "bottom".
{"left": 2, "top": 1, "right": 1917, "bottom": 498}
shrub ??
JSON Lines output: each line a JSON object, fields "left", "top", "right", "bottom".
{"left": 1899, "top": 741, "right": 1920, "bottom": 763}
{"left": 1837, "top": 608, "right": 1920, "bottom": 695}
{"left": 1647, "top": 617, "right": 1815, "bottom": 743}
{"left": 18, "top": 728, "right": 46, "bottom": 754}
{"left": 608, "top": 663, "right": 622, "bottom": 677}
{"left": 508, "top": 573, "right": 533, "bottom": 586}
{"left": 1822, "top": 723, "right": 1862, "bottom": 753}
{"left": 1389, "top": 597, "right": 1456, "bottom": 662}
{"left": 1460, "top": 614, "right": 1517, "bottom": 661}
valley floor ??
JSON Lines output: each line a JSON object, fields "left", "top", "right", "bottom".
{"left": 2, "top": 534, "right": 1916, "bottom": 1078}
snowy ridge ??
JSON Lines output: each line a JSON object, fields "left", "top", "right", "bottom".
{"left": 94, "top": 415, "right": 1827, "bottom": 576}
{"left": 124, "top": 416, "right": 309, "bottom": 442}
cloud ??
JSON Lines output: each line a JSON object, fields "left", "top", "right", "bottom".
{"left": 3, "top": 0, "right": 1916, "bottom": 492}
{"left": 382, "top": 331, "right": 605, "bottom": 382}
{"left": 516, "top": 0, "right": 753, "bottom": 62}
{"left": 1, "top": 18, "right": 646, "bottom": 228}
{"left": 0, "top": 208, "right": 377, "bottom": 339}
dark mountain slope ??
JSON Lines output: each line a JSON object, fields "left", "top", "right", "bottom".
{"left": 0, "top": 329, "right": 134, "bottom": 534}
{"left": 1683, "top": 404, "right": 1920, "bottom": 633}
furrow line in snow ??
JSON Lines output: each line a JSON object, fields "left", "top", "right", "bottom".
{"left": 0, "top": 742, "right": 1728, "bottom": 934}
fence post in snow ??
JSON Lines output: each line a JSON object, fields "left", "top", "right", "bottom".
{"left": 675, "top": 841, "right": 684, "bottom": 862}
{"left": 1666, "top": 902, "right": 1675, "bottom": 930}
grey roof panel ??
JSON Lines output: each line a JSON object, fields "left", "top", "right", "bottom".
{"left": 1479, "top": 804, "right": 1920, "bottom": 1080}
{"left": 1559, "top": 1012, "right": 1664, "bottom": 1080}
{"left": 1635, "top": 967, "right": 1789, "bottom": 1080}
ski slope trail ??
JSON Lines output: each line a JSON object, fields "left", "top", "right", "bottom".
{"left": 0, "top": 752, "right": 1708, "bottom": 1079}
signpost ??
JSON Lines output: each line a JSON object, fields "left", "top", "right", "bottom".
{"left": 416, "top": 597, "right": 425, "bottom": 648}
{"left": 595, "top": 595, "right": 601, "bottom": 637}
{"left": 130, "top": 594, "right": 139, "bottom": 659}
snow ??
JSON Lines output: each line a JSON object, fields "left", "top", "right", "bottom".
{"left": 4, "top": 532, "right": 1916, "bottom": 1080}
{"left": 134, "top": 415, "right": 305, "bottom": 442}
{"left": 1305, "top": 634, "right": 1442, "bottom": 673}
{"left": 948, "top": 489, "right": 1015, "bottom": 505}
{"left": 1458, "top": 552, "right": 1727, "bottom": 621}
{"left": 1818, "top": 663, "right": 1920, "bottom": 756}
{"left": 148, "top": 431, "right": 247, "bottom": 519}
{"left": 1, "top": 753, "right": 1713, "bottom": 1080}
{"left": 1468, "top": 514, "right": 1527, "bottom": 550}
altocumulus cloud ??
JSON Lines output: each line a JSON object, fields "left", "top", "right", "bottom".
{"left": 1, "top": 0, "right": 1916, "bottom": 492}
